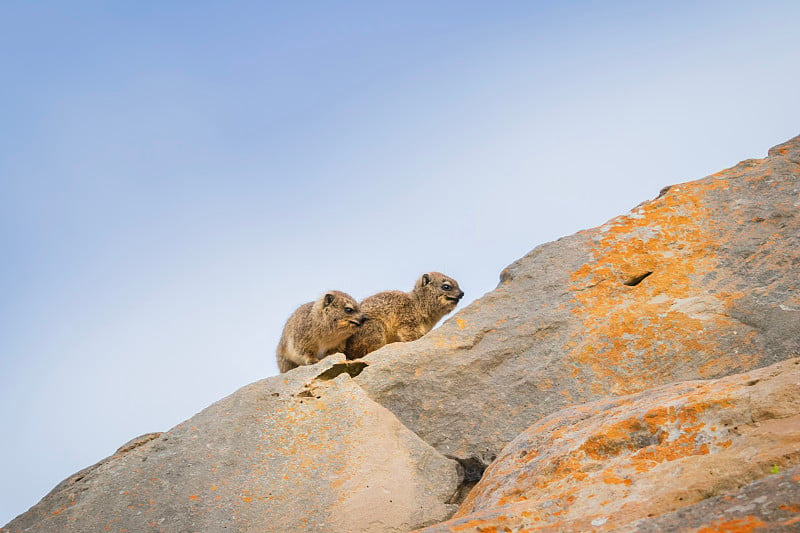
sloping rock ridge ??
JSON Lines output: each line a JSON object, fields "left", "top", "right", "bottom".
{"left": 354, "top": 134, "right": 800, "bottom": 472}
{"left": 4, "top": 359, "right": 460, "bottom": 532}
{"left": 4, "top": 134, "right": 799, "bottom": 532}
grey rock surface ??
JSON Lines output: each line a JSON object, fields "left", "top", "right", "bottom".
{"left": 4, "top": 357, "right": 460, "bottom": 533}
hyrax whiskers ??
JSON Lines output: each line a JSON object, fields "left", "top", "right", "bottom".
{"left": 276, "top": 290, "right": 366, "bottom": 373}
{"left": 344, "top": 272, "right": 464, "bottom": 359}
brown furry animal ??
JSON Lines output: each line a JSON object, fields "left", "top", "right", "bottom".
{"left": 276, "top": 291, "right": 366, "bottom": 373}
{"left": 344, "top": 272, "right": 464, "bottom": 359}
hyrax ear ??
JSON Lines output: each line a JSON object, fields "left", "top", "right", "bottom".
{"left": 414, "top": 273, "right": 432, "bottom": 289}
{"left": 323, "top": 293, "right": 335, "bottom": 306}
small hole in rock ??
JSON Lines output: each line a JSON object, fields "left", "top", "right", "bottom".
{"left": 623, "top": 271, "right": 653, "bottom": 286}
{"left": 447, "top": 456, "right": 489, "bottom": 505}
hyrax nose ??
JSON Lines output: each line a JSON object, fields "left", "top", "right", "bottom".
{"left": 458, "top": 290, "right": 465, "bottom": 299}
{"left": 359, "top": 315, "right": 368, "bottom": 325}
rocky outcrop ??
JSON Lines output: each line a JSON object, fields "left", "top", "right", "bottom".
{"left": 419, "top": 357, "right": 800, "bottom": 532}
{"left": 5, "top": 135, "right": 800, "bottom": 532}
{"left": 4, "top": 359, "right": 459, "bottom": 533}
{"left": 354, "top": 134, "right": 800, "bottom": 475}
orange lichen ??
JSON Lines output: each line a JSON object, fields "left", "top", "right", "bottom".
{"left": 696, "top": 515, "right": 766, "bottom": 533}
{"left": 447, "top": 518, "right": 503, "bottom": 532}
{"left": 492, "top": 394, "right": 741, "bottom": 511}
{"left": 581, "top": 416, "right": 666, "bottom": 460}
{"left": 601, "top": 472, "right": 632, "bottom": 485}
{"left": 773, "top": 146, "right": 790, "bottom": 156}
{"left": 567, "top": 178, "right": 747, "bottom": 395}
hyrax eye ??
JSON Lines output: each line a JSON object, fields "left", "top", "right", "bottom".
{"left": 442, "top": 284, "right": 451, "bottom": 290}
{"left": 344, "top": 307, "right": 354, "bottom": 314}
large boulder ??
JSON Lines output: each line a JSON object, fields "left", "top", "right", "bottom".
{"left": 354, "top": 134, "right": 800, "bottom": 474}
{"left": 419, "top": 357, "right": 800, "bottom": 532}
{"left": 3, "top": 357, "right": 460, "bottom": 533}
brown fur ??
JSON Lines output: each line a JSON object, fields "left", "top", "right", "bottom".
{"left": 344, "top": 272, "right": 464, "bottom": 359}
{"left": 276, "top": 290, "right": 366, "bottom": 373}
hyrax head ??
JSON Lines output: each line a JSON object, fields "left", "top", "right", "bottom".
{"left": 414, "top": 272, "right": 465, "bottom": 311}
{"left": 314, "top": 290, "right": 367, "bottom": 331}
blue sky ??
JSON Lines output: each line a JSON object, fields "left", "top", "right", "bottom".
{"left": 2, "top": 1, "right": 799, "bottom": 525}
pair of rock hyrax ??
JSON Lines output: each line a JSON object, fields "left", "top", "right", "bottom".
{"left": 275, "top": 272, "right": 464, "bottom": 373}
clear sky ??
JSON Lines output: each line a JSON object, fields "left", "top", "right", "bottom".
{"left": 2, "top": 0, "right": 799, "bottom": 525}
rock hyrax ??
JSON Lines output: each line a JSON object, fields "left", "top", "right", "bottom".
{"left": 345, "top": 272, "right": 464, "bottom": 359}
{"left": 276, "top": 290, "right": 366, "bottom": 373}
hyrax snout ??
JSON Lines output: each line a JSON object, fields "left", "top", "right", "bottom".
{"left": 344, "top": 272, "right": 464, "bottom": 359}
{"left": 276, "top": 290, "right": 366, "bottom": 373}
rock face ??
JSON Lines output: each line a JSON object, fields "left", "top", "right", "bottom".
{"left": 354, "top": 134, "right": 800, "bottom": 473}
{"left": 622, "top": 463, "right": 800, "bottom": 533}
{"left": 420, "top": 357, "right": 800, "bottom": 532}
{"left": 5, "top": 135, "right": 800, "bottom": 532}
{"left": 3, "top": 359, "right": 460, "bottom": 533}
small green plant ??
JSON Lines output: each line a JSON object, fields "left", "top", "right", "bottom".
{"left": 770, "top": 464, "right": 780, "bottom": 475}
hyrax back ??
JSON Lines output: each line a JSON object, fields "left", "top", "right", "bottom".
{"left": 345, "top": 272, "right": 464, "bottom": 359}
{"left": 276, "top": 290, "right": 366, "bottom": 373}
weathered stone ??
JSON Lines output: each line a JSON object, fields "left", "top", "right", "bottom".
{"left": 621, "top": 464, "right": 800, "bottom": 532}
{"left": 4, "top": 356, "right": 460, "bottom": 533}
{"left": 354, "top": 135, "right": 800, "bottom": 472}
{"left": 417, "top": 358, "right": 800, "bottom": 532}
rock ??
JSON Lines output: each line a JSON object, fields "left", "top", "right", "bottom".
{"left": 621, "top": 464, "right": 800, "bottom": 532}
{"left": 3, "top": 357, "right": 460, "bottom": 533}
{"left": 418, "top": 357, "right": 800, "bottom": 532}
{"left": 6, "top": 135, "right": 800, "bottom": 532}
{"left": 354, "top": 135, "right": 800, "bottom": 473}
